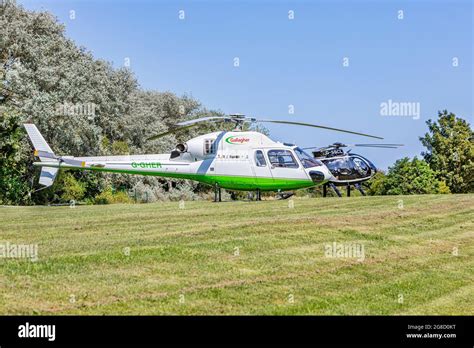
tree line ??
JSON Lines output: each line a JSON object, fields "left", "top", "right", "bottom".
{"left": 366, "top": 110, "right": 473, "bottom": 196}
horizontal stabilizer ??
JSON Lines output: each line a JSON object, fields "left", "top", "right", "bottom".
{"left": 34, "top": 150, "right": 86, "bottom": 167}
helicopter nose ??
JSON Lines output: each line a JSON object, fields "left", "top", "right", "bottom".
{"left": 309, "top": 170, "right": 325, "bottom": 182}
{"left": 308, "top": 167, "right": 332, "bottom": 183}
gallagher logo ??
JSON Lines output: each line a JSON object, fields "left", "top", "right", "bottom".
{"left": 225, "top": 136, "right": 250, "bottom": 144}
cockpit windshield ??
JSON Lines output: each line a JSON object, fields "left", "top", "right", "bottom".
{"left": 294, "top": 147, "right": 323, "bottom": 168}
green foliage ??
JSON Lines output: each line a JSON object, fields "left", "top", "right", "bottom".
{"left": 111, "top": 141, "right": 129, "bottom": 155}
{"left": 367, "top": 157, "right": 450, "bottom": 195}
{"left": 94, "top": 187, "right": 133, "bottom": 204}
{"left": 420, "top": 110, "right": 473, "bottom": 193}
{"left": 100, "top": 137, "right": 130, "bottom": 155}
{"left": 0, "top": 165, "right": 31, "bottom": 205}
{"left": 437, "top": 180, "right": 451, "bottom": 194}
{"left": 366, "top": 171, "right": 387, "bottom": 196}
{"left": 0, "top": 107, "right": 30, "bottom": 204}
{"left": 58, "top": 172, "right": 85, "bottom": 202}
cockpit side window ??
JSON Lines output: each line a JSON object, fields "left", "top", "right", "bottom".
{"left": 267, "top": 150, "right": 299, "bottom": 168}
{"left": 294, "top": 147, "right": 323, "bottom": 168}
{"left": 255, "top": 150, "right": 267, "bottom": 167}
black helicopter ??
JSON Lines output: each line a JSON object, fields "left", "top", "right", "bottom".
{"left": 303, "top": 142, "right": 403, "bottom": 197}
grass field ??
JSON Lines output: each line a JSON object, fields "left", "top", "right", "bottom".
{"left": 0, "top": 194, "right": 473, "bottom": 315}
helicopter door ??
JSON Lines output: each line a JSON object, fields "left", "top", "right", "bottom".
{"left": 252, "top": 150, "right": 273, "bottom": 188}
{"left": 267, "top": 149, "right": 308, "bottom": 182}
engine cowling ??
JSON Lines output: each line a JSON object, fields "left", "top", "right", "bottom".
{"left": 185, "top": 136, "right": 217, "bottom": 160}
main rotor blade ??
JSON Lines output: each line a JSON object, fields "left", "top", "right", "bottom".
{"left": 147, "top": 124, "right": 199, "bottom": 141}
{"left": 255, "top": 119, "right": 384, "bottom": 140}
{"left": 148, "top": 115, "right": 384, "bottom": 141}
{"left": 302, "top": 143, "right": 403, "bottom": 150}
{"left": 355, "top": 145, "right": 398, "bottom": 149}
{"left": 147, "top": 116, "right": 227, "bottom": 141}
{"left": 301, "top": 146, "right": 328, "bottom": 150}
{"left": 354, "top": 143, "right": 404, "bottom": 147}
{"left": 176, "top": 116, "right": 229, "bottom": 127}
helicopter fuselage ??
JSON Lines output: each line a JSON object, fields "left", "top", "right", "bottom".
{"left": 34, "top": 131, "right": 332, "bottom": 192}
{"left": 315, "top": 152, "right": 377, "bottom": 186}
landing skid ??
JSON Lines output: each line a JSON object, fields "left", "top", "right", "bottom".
{"left": 213, "top": 184, "right": 222, "bottom": 202}
{"left": 354, "top": 183, "right": 366, "bottom": 196}
{"left": 328, "top": 183, "right": 342, "bottom": 197}
{"left": 248, "top": 189, "right": 262, "bottom": 201}
{"left": 322, "top": 183, "right": 367, "bottom": 197}
{"left": 277, "top": 192, "right": 294, "bottom": 200}
{"left": 323, "top": 183, "right": 342, "bottom": 197}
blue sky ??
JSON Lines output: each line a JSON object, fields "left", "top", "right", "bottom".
{"left": 20, "top": 0, "right": 473, "bottom": 169}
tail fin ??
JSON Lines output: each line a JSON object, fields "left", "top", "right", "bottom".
{"left": 23, "top": 124, "right": 55, "bottom": 159}
{"left": 23, "top": 124, "right": 59, "bottom": 187}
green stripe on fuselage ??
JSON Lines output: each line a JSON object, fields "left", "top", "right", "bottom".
{"left": 65, "top": 166, "right": 316, "bottom": 191}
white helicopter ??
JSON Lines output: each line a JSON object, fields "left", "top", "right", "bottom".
{"left": 24, "top": 114, "right": 383, "bottom": 201}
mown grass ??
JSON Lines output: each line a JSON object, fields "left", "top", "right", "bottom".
{"left": 0, "top": 194, "right": 472, "bottom": 315}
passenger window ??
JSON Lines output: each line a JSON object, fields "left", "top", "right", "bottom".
{"left": 255, "top": 150, "right": 267, "bottom": 167}
{"left": 204, "top": 139, "right": 215, "bottom": 154}
{"left": 267, "top": 150, "right": 299, "bottom": 168}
